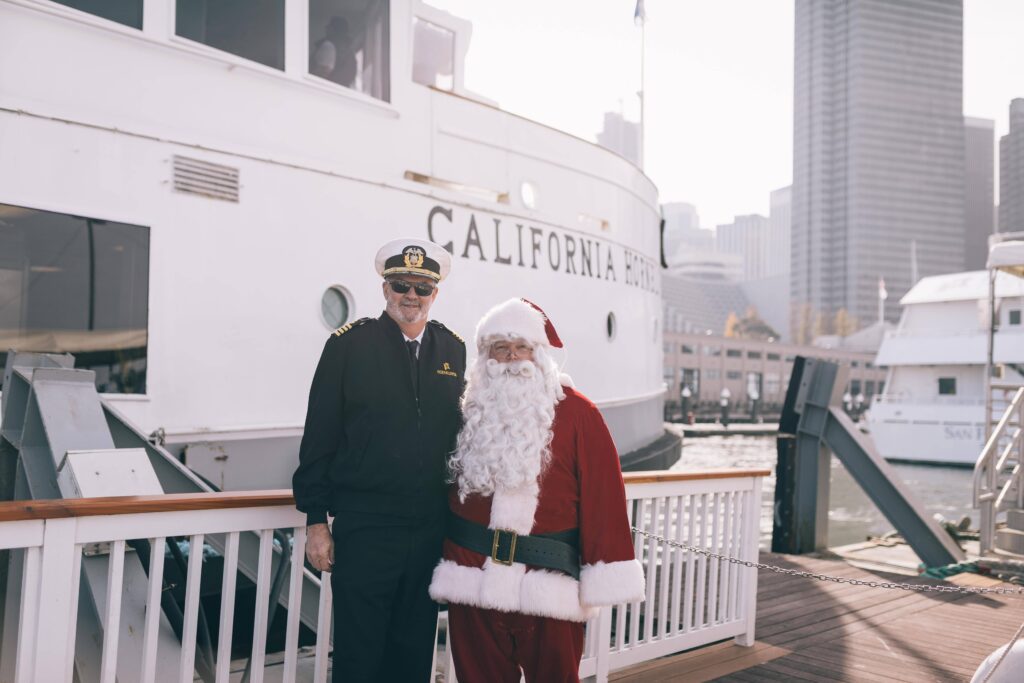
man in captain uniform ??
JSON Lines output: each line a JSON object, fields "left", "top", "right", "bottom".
{"left": 429, "top": 298, "right": 645, "bottom": 682}
{"left": 293, "top": 238, "right": 466, "bottom": 682}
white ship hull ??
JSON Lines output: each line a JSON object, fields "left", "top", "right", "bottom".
{"left": 867, "top": 400, "right": 985, "bottom": 466}
{"left": 0, "top": 0, "right": 674, "bottom": 489}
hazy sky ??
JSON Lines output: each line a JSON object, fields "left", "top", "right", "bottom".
{"left": 429, "top": 0, "right": 1024, "bottom": 229}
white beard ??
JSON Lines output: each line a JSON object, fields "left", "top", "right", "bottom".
{"left": 450, "top": 348, "right": 563, "bottom": 501}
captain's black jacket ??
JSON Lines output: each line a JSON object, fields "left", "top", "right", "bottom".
{"left": 293, "top": 311, "right": 466, "bottom": 525}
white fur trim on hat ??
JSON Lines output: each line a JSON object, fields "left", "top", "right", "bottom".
{"left": 475, "top": 299, "right": 547, "bottom": 349}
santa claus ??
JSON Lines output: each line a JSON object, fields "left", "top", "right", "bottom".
{"left": 429, "top": 298, "right": 645, "bottom": 682}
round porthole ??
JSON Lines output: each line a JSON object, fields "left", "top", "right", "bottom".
{"left": 606, "top": 312, "right": 617, "bottom": 341}
{"left": 321, "top": 286, "right": 352, "bottom": 330}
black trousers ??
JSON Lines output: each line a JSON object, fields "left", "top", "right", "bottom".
{"left": 330, "top": 516, "right": 445, "bottom": 683}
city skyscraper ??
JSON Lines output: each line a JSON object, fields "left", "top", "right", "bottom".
{"left": 1000, "top": 98, "right": 1024, "bottom": 234}
{"left": 662, "top": 202, "right": 712, "bottom": 265}
{"left": 716, "top": 214, "right": 771, "bottom": 281}
{"left": 596, "top": 112, "right": 640, "bottom": 167}
{"left": 792, "top": 0, "right": 965, "bottom": 325}
{"left": 964, "top": 116, "right": 995, "bottom": 270}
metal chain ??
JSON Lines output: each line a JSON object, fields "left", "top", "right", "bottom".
{"left": 630, "top": 527, "right": 1024, "bottom": 597}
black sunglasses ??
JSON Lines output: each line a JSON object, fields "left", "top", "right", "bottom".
{"left": 388, "top": 279, "right": 435, "bottom": 297}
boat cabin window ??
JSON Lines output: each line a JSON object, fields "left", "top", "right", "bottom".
{"left": 52, "top": 0, "right": 142, "bottom": 29}
{"left": 176, "top": 0, "right": 286, "bottom": 70}
{"left": 726, "top": 349, "right": 742, "bottom": 358}
{"left": 938, "top": 378, "right": 957, "bottom": 395}
{"left": 0, "top": 204, "right": 149, "bottom": 394}
{"left": 412, "top": 17, "right": 455, "bottom": 90}
{"left": 1010, "top": 309, "right": 1022, "bottom": 326}
{"left": 681, "top": 344, "right": 695, "bottom": 354}
{"left": 309, "top": 0, "right": 391, "bottom": 101}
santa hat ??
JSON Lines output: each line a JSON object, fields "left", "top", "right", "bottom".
{"left": 475, "top": 298, "right": 563, "bottom": 350}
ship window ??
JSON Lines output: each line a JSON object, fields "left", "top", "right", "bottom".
{"left": 52, "top": 0, "right": 142, "bottom": 28}
{"left": 309, "top": 0, "right": 391, "bottom": 101}
{"left": 0, "top": 203, "right": 149, "bottom": 394}
{"left": 747, "top": 350, "right": 761, "bottom": 359}
{"left": 767, "top": 352, "right": 781, "bottom": 361}
{"left": 412, "top": 17, "right": 455, "bottom": 91}
{"left": 726, "top": 349, "right": 742, "bottom": 358}
{"left": 1010, "top": 310, "right": 1022, "bottom": 326}
{"left": 938, "top": 378, "right": 957, "bottom": 395}
{"left": 176, "top": 0, "right": 285, "bottom": 70}
{"left": 321, "top": 285, "right": 352, "bottom": 330}
{"left": 703, "top": 345, "right": 721, "bottom": 357}
{"left": 606, "top": 312, "right": 617, "bottom": 341}
{"left": 681, "top": 344, "right": 695, "bottom": 354}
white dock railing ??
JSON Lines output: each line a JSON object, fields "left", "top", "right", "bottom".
{"left": 0, "top": 469, "right": 767, "bottom": 683}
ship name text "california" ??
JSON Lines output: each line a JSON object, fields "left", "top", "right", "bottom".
{"left": 426, "top": 205, "right": 659, "bottom": 294}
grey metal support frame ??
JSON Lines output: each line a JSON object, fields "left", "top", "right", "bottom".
{"left": 0, "top": 351, "right": 331, "bottom": 681}
{"left": 774, "top": 357, "right": 964, "bottom": 568}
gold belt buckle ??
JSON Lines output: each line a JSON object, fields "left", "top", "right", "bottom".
{"left": 491, "top": 528, "right": 518, "bottom": 566}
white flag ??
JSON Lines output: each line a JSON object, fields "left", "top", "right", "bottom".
{"left": 634, "top": 0, "right": 646, "bottom": 24}
{"left": 878, "top": 277, "right": 888, "bottom": 301}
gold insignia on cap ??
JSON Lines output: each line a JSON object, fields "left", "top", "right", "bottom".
{"left": 403, "top": 246, "right": 426, "bottom": 269}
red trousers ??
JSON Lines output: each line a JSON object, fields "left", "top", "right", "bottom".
{"left": 447, "top": 604, "right": 585, "bottom": 683}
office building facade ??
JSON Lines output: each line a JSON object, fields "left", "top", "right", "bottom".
{"left": 792, "top": 0, "right": 965, "bottom": 326}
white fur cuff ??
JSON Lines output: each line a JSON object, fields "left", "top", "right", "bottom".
{"left": 579, "top": 559, "right": 646, "bottom": 607}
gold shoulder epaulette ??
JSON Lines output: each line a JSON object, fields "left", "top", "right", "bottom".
{"left": 333, "top": 317, "right": 372, "bottom": 337}
{"left": 429, "top": 320, "right": 465, "bottom": 344}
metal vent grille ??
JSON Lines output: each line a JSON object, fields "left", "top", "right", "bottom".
{"left": 172, "top": 155, "right": 240, "bottom": 202}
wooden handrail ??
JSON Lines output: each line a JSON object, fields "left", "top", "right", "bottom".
{"left": 0, "top": 490, "right": 295, "bottom": 522}
{"left": 0, "top": 469, "right": 772, "bottom": 522}
{"left": 623, "top": 468, "right": 772, "bottom": 485}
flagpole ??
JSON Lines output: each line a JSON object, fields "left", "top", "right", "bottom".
{"left": 640, "top": 17, "right": 645, "bottom": 170}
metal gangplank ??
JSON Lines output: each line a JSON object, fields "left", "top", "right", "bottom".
{"left": 773, "top": 356, "right": 965, "bottom": 568}
{"left": 0, "top": 351, "right": 325, "bottom": 682}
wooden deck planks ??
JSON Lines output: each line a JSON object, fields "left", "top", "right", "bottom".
{"left": 612, "top": 552, "right": 1023, "bottom": 683}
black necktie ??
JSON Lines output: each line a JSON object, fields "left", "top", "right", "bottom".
{"left": 407, "top": 340, "right": 419, "bottom": 396}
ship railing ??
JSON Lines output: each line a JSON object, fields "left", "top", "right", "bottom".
{"left": 872, "top": 393, "right": 987, "bottom": 406}
{"left": 0, "top": 469, "right": 767, "bottom": 683}
{"left": 974, "top": 385, "right": 1024, "bottom": 554}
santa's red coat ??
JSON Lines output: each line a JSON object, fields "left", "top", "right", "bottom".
{"left": 429, "top": 386, "right": 646, "bottom": 622}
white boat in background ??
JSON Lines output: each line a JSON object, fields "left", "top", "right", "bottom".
{"left": 868, "top": 268, "right": 1024, "bottom": 465}
{"left": 0, "top": 0, "right": 674, "bottom": 489}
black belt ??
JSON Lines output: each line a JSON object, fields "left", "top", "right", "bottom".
{"left": 446, "top": 513, "right": 580, "bottom": 579}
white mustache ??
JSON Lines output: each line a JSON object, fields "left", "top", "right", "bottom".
{"left": 484, "top": 358, "right": 536, "bottom": 378}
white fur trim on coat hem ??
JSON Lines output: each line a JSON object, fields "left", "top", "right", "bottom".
{"left": 579, "top": 559, "right": 646, "bottom": 607}
{"left": 429, "top": 560, "right": 596, "bottom": 622}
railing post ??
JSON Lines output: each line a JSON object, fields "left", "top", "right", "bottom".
{"left": 735, "top": 478, "right": 761, "bottom": 647}
{"left": 30, "top": 518, "right": 81, "bottom": 683}
{"left": 593, "top": 606, "right": 613, "bottom": 683}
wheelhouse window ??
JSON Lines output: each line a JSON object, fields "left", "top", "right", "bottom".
{"left": 176, "top": 0, "right": 285, "bottom": 70}
{"left": 52, "top": 0, "right": 142, "bottom": 28}
{"left": 309, "top": 0, "right": 391, "bottom": 101}
{"left": 938, "top": 378, "right": 957, "bottom": 396}
{"left": 1010, "top": 309, "right": 1022, "bottom": 326}
{"left": 412, "top": 17, "right": 454, "bottom": 90}
{"left": 0, "top": 204, "right": 149, "bottom": 394}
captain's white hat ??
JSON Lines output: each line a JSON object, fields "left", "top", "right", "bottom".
{"left": 374, "top": 238, "right": 452, "bottom": 282}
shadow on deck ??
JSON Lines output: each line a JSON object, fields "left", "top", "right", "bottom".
{"left": 612, "top": 553, "right": 1019, "bottom": 682}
